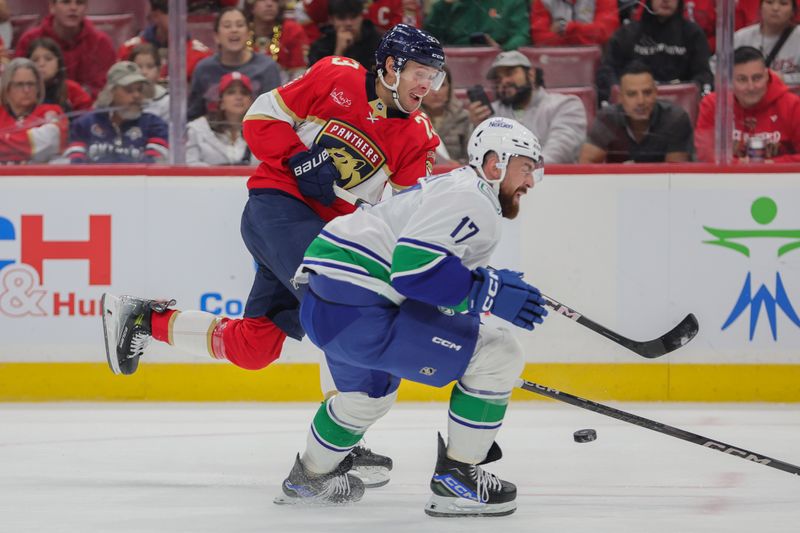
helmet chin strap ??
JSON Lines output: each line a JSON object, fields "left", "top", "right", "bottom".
{"left": 378, "top": 69, "right": 413, "bottom": 114}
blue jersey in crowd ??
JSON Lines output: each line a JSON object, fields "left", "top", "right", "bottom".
{"left": 65, "top": 111, "right": 169, "bottom": 164}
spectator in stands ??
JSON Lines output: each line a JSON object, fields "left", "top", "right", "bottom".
{"left": 64, "top": 61, "right": 169, "bottom": 164}
{"left": 734, "top": 0, "right": 800, "bottom": 84}
{"left": 188, "top": 7, "right": 281, "bottom": 121}
{"left": 27, "top": 37, "right": 92, "bottom": 119}
{"left": 0, "top": 1, "right": 10, "bottom": 59}
{"left": 633, "top": 0, "right": 717, "bottom": 52}
{"left": 307, "top": 0, "right": 382, "bottom": 68}
{"left": 245, "top": 0, "right": 309, "bottom": 81}
{"left": 0, "top": 58, "right": 68, "bottom": 164}
{"left": 696, "top": 46, "right": 800, "bottom": 162}
{"left": 425, "top": 0, "right": 530, "bottom": 51}
{"left": 420, "top": 65, "right": 471, "bottom": 164}
{"left": 368, "top": 0, "right": 424, "bottom": 33}
{"left": 118, "top": 0, "right": 213, "bottom": 81}
{"left": 294, "top": 0, "right": 329, "bottom": 42}
{"left": 187, "top": 71, "right": 257, "bottom": 166}
{"left": 468, "top": 50, "right": 586, "bottom": 163}
{"left": 189, "top": 0, "right": 240, "bottom": 13}
{"left": 15, "top": 0, "right": 116, "bottom": 99}
{"left": 128, "top": 43, "right": 170, "bottom": 122}
{"left": 579, "top": 61, "right": 693, "bottom": 163}
{"left": 531, "top": 0, "right": 619, "bottom": 46}
{"left": 596, "top": 0, "right": 713, "bottom": 105}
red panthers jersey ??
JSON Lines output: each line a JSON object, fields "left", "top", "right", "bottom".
{"left": 243, "top": 56, "right": 439, "bottom": 222}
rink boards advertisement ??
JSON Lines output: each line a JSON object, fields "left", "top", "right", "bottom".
{"left": 1, "top": 168, "right": 800, "bottom": 401}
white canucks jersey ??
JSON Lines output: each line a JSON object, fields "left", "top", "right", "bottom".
{"left": 296, "top": 166, "right": 503, "bottom": 306}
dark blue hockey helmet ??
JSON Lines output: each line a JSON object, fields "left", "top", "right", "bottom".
{"left": 375, "top": 24, "right": 446, "bottom": 75}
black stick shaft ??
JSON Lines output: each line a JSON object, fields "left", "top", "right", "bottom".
{"left": 541, "top": 294, "right": 628, "bottom": 346}
{"left": 517, "top": 379, "right": 800, "bottom": 477}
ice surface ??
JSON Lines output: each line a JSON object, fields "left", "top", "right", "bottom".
{"left": 1, "top": 402, "right": 798, "bottom": 533}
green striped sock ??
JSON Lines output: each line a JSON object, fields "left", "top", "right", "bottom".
{"left": 448, "top": 382, "right": 509, "bottom": 429}
{"left": 311, "top": 399, "right": 365, "bottom": 452}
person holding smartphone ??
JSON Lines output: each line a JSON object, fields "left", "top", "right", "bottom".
{"left": 467, "top": 50, "right": 587, "bottom": 164}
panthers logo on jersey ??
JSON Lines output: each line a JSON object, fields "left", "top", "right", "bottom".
{"left": 315, "top": 119, "right": 387, "bottom": 189}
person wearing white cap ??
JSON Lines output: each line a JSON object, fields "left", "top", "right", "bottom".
{"left": 63, "top": 61, "right": 169, "bottom": 164}
{"left": 467, "top": 50, "right": 587, "bottom": 164}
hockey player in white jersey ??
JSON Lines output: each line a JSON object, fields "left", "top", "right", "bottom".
{"left": 275, "top": 117, "right": 547, "bottom": 516}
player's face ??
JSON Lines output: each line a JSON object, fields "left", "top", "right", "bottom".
{"left": 619, "top": 72, "right": 657, "bottom": 122}
{"left": 50, "top": 0, "right": 87, "bottom": 31}
{"left": 396, "top": 60, "right": 443, "bottom": 112}
{"left": 30, "top": 46, "right": 59, "bottom": 83}
{"left": 499, "top": 155, "right": 538, "bottom": 219}
{"left": 216, "top": 10, "right": 249, "bottom": 54}
{"left": 220, "top": 83, "right": 253, "bottom": 119}
{"left": 422, "top": 75, "right": 449, "bottom": 113}
{"left": 733, "top": 60, "right": 769, "bottom": 109}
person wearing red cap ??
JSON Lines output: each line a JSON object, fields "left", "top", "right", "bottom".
{"left": 186, "top": 72, "right": 257, "bottom": 165}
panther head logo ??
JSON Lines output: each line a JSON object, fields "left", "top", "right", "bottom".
{"left": 328, "top": 147, "right": 367, "bottom": 187}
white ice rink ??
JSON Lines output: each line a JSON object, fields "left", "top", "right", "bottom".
{"left": 1, "top": 401, "right": 798, "bottom": 533}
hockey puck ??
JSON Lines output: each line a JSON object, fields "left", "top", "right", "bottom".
{"left": 573, "top": 429, "right": 597, "bottom": 443}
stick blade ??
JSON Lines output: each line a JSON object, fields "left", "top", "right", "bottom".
{"left": 628, "top": 313, "right": 699, "bottom": 358}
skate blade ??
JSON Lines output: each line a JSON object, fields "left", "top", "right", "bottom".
{"left": 101, "top": 293, "right": 122, "bottom": 375}
{"left": 272, "top": 492, "right": 357, "bottom": 506}
{"left": 424, "top": 494, "right": 516, "bottom": 518}
{"left": 351, "top": 466, "right": 390, "bottom": 488}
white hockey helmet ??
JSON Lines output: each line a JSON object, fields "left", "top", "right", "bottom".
{"left": 467, "top": 117, "right": 544, "bottom": 194}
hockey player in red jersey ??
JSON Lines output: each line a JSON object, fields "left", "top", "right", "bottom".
{"left": 101, "top": 24, "right": 445, "bottom": 488}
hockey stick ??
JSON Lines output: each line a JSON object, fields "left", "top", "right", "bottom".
{"left": 516, "top": 378, "right": 800, "bottom": 477}
{"left": 332, "top": 186, "right": 699, "bottom": 358}
{"left": 540, "top": 295, "right": 699, "bottom": 358}
{"left": 334, "top": 184, "right": 370, "bottom": 208}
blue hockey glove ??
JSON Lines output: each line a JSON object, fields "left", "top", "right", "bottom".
{"left": 468, "top": 267, "right": 548, "bottom": 330}
{"left": 288, "top": 145, "right": 340, "bottom": 206}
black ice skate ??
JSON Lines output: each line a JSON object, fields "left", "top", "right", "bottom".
{"left": 348, "top": 443, "right": 393, "bottom": 488}
{"left": 101, "top": 293, "right": 175, "bottom": 376}
{"left": 424, "top": 433, "right": 516, "bottom": 517}
{"left": 274, "top": 453, "right": 365, "bottom": 505}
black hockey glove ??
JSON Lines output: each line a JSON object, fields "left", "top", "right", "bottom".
{"left": 288, "top": 145, "right": 340, "bottom": 206}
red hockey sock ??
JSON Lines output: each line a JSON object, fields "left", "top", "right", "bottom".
{"left": 213, "top": 316, "right": 287, "bottom": 370}
{"left": 151, "top": 309, "right": 178, "bottom": 344}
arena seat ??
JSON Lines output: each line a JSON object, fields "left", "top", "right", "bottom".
{"left": 88, "top": 1, "right": 148, "bottom": 35}
{"left": 551, "top": 86, "right": 597, "bottom": 127}
{"left": 187, "top": 14, "right": 217, "bottom": 49}
{"left": 10, "top": 14, "right": 40, "bottom": 49}
{"left": 87, "top": 14, "right": 136, "bottom": 50}
{"left": 518, "top": 46, "right": 602, "bottom": 88}
{"left": 610, "top": 82, "right": 700, "bottom": 125}
{"left": 6, "top": 0, "right": 49, "bottom": 18}
{"left": 443, "top": 47, "right": 499, "bottom": 89}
